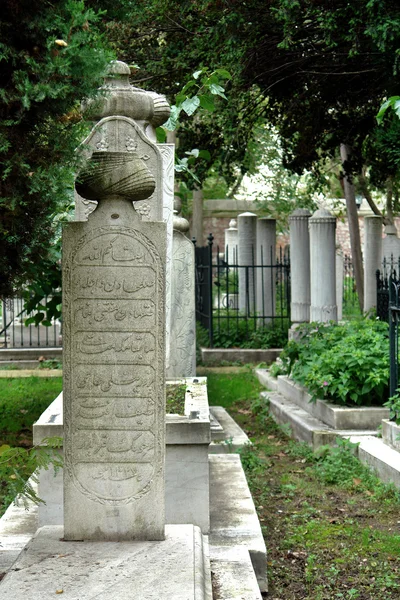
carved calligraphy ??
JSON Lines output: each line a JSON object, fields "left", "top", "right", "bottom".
{"left": 63, "top": 225, "right": 164, "bottom": 506}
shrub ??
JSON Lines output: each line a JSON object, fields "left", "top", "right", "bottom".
{"left": 271, "top": 320, "right": 389, "bottom": 406}
{"left": 211, "top": 313, "right": 289, "bottom": 349}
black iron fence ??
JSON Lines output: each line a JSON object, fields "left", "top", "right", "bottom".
{"left": 343, "top": 254, "right": 361, "bottom": 318}
{"left": 376, "top": 256, "right": 400, "bottom": 322}
{"left": 0, "top": 296, "right": 62, "bottom": 349}
{"left": 388, "top": 277, "right": 400, "bottom": 408}
{"left": 194, "top": 233, "right": 291, "bottom": 348}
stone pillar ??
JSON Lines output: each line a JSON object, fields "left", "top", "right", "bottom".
{"left": 309, "top": 208, "right": 337, "bottom": 322}
{"left": 238, "top": 212, "right": 257, "bottom": 314}
{"left": 364, "top": 215, "right": 383, "bottom": 313}
{"left": 63, "top": 61, "right": 170, "bottom": 541}
{"left": 192, "top": 188, "right": 204, "bottom": 245}
{"left": 289, "top": 209, "right": 311, "bottom": 324}
{"left": 382, "top": 223, "right": 400, "bottom": 270}
{"left": 225, "top": 219, "right": 238, "bottom": 265}
{"left": 159, "top": 144, "right": 175, "bottom": 369}
{"left": 336, "top": 245, "right": 344, "bottom": 321}
{"left": 166, "top": 209, "right": 196, "bottom": 378}
{"left": 256, "top": 218, "right": 276, "bottom": 323}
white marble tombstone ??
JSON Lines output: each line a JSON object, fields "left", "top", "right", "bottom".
{"left": 364, "top": 215, "right": 383, "bottom": 313}
{"left": 225, "top": 219, "right": 238, "bottom": 265}
{"left": 289, "top": 209, "right": 311, "bottom": 324}
{"left": 63, "top": 61, "right": 170, "bottom": 541}
{"left": 238, "top": 212, "right": 257, "bottom": 314}
{"left": 166, "top": 211, "right": 196, "bottom": 378}
{"left": 336, "top": 245, "right": 344, "bottom": 321}
{"left": 256, "top": 218, "right": 276, "bottom": 323}
{"left": 309, "top": 208, "right": 337, "bottom": 323}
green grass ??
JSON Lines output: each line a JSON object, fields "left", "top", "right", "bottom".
{"left": 0, "top": 377, "right": 62, "bottom": 445}
{"left": 206, "top": 373, "right": 400, "bottom": 599}
{"left": 205, "top": 369, "right": 263, "bottom": 409}
{"left": 0, "top": 376, "right": 62, "bottom": 518}
{"left": 166, "top": 383, "right": 186, "bottom": 415}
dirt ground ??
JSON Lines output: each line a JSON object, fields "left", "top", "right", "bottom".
{"left": 229, "top": 398, "right": 400, "bottom": 600}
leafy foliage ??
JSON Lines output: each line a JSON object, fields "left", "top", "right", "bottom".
{"left": 272, "top": 320, "right": 389, "bottom": 406}
{"left": 0, "top": 438, "right": 63, "bottom": 513}
{"left": 0, "top": 0, "right": 114, "bottom": 297}
{"left": 211, "top": 316, "right": 289, "bottom": 349}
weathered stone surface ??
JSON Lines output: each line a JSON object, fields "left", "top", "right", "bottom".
{"left": 0, "top": 525, "right": 212, "bottom": 600}
{"left": 166, "top": 216, "right": 196, "bottom": 378}
{"left": 63, "top": 197, "right": 166, "bottom": 541}
{"left": 34, "top": 379, "right": 211, "bottom": 533}
{"left": 364, "top": 215, "right": 383, "bottom": 312}
{"left": 224, "top": 219, "right": 238, "bottom": 265}
{"left": 309, "top": 208, "right": 337, "bottom": 322}
{"left": 238, "top": 212, "right": 257, "bottom": 314}
{"left": 256, "top": 218, "right": 276, "bottom": 323}
{"left": 209, "top": 454, "right": 267, "bottom": 592}
{"left": 382, "top": 419, "right": 400, "bottom": 452}
{"left": 277, "top": 376, "right": 389, "bottom": 430}
{"left": 289, "top": 209, "right": 311, "bottom": 324}
{"left": 336, "top": 246, "right": 344, "bottom": 321}
{"left": 159, "top": 143, "right": 175, "bottom": 366}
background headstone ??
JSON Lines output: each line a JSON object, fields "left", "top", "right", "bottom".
{"left": 238, "top": 212, "right": 257, "bottom": 314}
{"left": 336, "top": 245, "right": 344, "bottom": 321}
{"left": 166, "top": 209, "right": 196, "bottom": 378}
{"left": 289, "top": 209, "right": 311, "bottom": 324}
{"left": 256, "top": 217, "right": 276, "bottom": 324}
{"left": 364, "top": 215, "right": 383, "bottom": 313}
{"left": 309, "top": 208, "right": 337, "bottom": 323}
{"left": 224, "top": 219, "right": 238, "bottom": 265}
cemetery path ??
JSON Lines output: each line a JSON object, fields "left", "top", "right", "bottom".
{"left": 206, "top": 370, "right": 400, "bottom": 600}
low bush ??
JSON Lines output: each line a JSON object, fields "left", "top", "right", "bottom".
{"left": 270, "top": 320, "right": 389, "bottom": 406}
{"left": 199, "top": 313, "right": 289, "bottom": 349}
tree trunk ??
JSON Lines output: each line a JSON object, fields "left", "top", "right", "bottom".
{"left": 340, "top": 144, "right": 364, "bottom": 312}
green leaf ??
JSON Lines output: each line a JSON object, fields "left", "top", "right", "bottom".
{"left": 156, "top": 127, "right": 167, "bottom": 143}
{"left": 199, "top": 94, "right": 215, "bottom": 112}
{"left": 199, "top": 149, "right": 211, "bottom": 160}
{"left": 181, "top": 80, "right": 198, "bottom": 95}
{"left": 185, "top": 148, "right": 200, "bottom": 158}
{"left": 181, "top": 96, "right": 200, "bottom": 116}
{"left": 214, "top": 68, "right": 232, "bottom": 79}
{"left": 209, "top": 83, "right": 227, "bottom": 99}
{"left": 193, "top": 70, "right": 203, "bottom": 80}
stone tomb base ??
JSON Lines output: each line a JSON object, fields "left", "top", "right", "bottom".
{"left": 1, "top": 524, "right": 211, "bottom": 600}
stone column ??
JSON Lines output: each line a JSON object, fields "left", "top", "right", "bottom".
{"left": 224, "top": 219, "right": 238, "bottom": 265}
{"left": 166, "top": 208, "right": 196, "bottom": 378}
{"left": 289, "top": 209, "right": 311, "bottom": 324}
{"left": 256, "top": 218, "right": 276, "bottom": 323}
{"left": 364, "top": 215, "right": 383, "bottom": 313}
{"left": 192, "top": 188, "right": 204, "bottom": 245}
{"left": 63, "top": 61, "right": 170, "bottom": 542}
{"left": 309, "top": 208, "right": 337, "bottom": 322}
{"left": 382, "top": 223, "right": 400, "bottom": 270}
{"left": 159, "top": 144, "right": 175, "bottom": 369}
{"left": 238, "top": 212, "right": 257, "bottom": 314}
{"left": 336, "top": 245, "right": 344, "bottom": 321}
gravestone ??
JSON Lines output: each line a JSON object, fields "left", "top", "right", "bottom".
{"left": 166, "top": 207, "right": 196, "bottom": 378}
{"left": 336, "top": 245, "right": 344, "bottom": 321}
{"left": 364, "top": 215, "right": 382, "bottom": 313}
{"left": 256, "top": 217, "right": 276, "bottom": 323}
{"left": 309, "top": 208, "right": 337, "bottom": 323}
{"left": 238, "top": 212, "right": 257, "bottom": 314}
{"left": 225, "top": 219, "right": 238, "bottom": 265}
{"left": 63, "top": 61, "right": 169, "bottom": 541}
{"left": 289, "top": 209, "right": 311, "bottom": 325}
